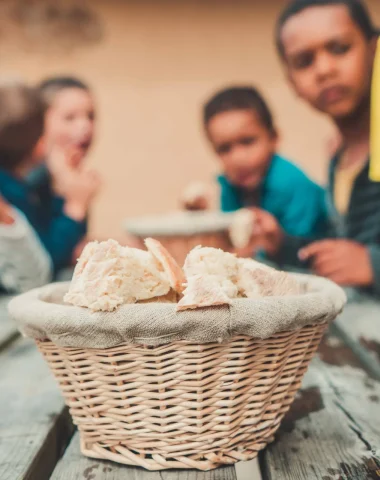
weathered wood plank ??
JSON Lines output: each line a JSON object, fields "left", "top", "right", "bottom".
{"left": 50, "top": 434, "right": 238, "bottom": 480}
{"left": 261, "top": 333, "right": 380, "bottom": 480}
{"left": 0, "top": 295, "right": 19, "bottom": 350}
{"left": 333, "top": 297, "right": 380, "bottom": 380}
{"left": 0, "top": 337, "right": 74, "bottom": 480}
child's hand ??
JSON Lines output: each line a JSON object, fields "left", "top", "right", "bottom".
{"left": 46, "top": 146, "right": 101, "bottom": 221}
{"left": 46, "top": 145, "right": 82, "bottom": 179}
{"left": 0, "top": 195, "right": 15, "bottom": 225}
{"left": 233, "top": 208, "right": 284, "bottom": 257}
{"left": 299, "top": 239, "right": 373, "bottom": 286}
{"left": 63, "top": 168, "right": 101, "bottom": 221}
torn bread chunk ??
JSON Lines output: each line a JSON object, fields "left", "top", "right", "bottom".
{"left": 144, "top": 237, "right": 186, "bottom": 293}
{"left": 177, "top": 274, "right": 233, "bottom": 311}
{"left": 229, "top": 208, "right": 256, "bottom": 249}
{"left": 238, "top": 258, "right": 303, "bottom": 298}
{"left": 64, "top": 239, "right": 170, "bottom": 311}
{"left": 178, "top": 246, "right": 240, "bottom": 310}
{"left": 181, "top": 181, "right": 210, "bottom": 211}
{"left": 180, "top": 246, "right": 302, "bottom": 309}
{"left": 184, "top": 246, "right": 239, "bottom": 283}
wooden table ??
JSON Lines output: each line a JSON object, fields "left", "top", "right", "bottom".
{"left": 1, "top": 294, "right": 380, "bottom": 480}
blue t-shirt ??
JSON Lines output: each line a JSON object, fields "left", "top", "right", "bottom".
{"left": 218, "top": 153, "right": 327, "bottom": 237}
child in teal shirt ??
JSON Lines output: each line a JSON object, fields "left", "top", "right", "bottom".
{"left": 203, "top": 86, "right": 327, "bottom": 237}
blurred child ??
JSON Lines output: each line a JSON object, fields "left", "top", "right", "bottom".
{"left": 33, "top": 75, "right": 138, "bottom": 254}
{"left": 0, "top": 82, "right": 100, "bottom": 274}
{"left": 29, "top": 76, "right": 95, "bottom": 198}
{"left": 28, "top": 76, "right": 98, "bottom": 259}
{"left": 248, "top": 0, "right": 380, "bottom": 295}
{"left": 38, "top": 76, "right": 95, "bottom": 166}
{"left": 0, "top": 194, "right": 51, "bottom": 292}
{"left": 202, "top": 86, "right": 327, "bottom": 238}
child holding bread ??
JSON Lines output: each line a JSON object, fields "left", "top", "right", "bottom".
{"left": 185, "top": 86, "right": 327, "bottom": 241}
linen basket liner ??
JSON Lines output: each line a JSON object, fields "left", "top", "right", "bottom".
{"left": 8, "top": 274, "right": 346, "bottom": 349}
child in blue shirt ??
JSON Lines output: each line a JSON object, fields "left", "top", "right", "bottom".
{"left": 203, "top": 86, "right": 327, "bottom": 238}
{"left": 0, "top": 82, "right": 100, "bottom": 274}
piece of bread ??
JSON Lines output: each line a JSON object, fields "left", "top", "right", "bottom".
{"left": 181, "top": 182, "right": 209, "bottom": 211}
{"left": 184, "top": 246, "right": 239, "bottom": 282}
{"left": 176, "top": 274, "right": 233, "bottom": 311}
{"left": 179, "top": 246, "right": 302, "bottom": 310}
{"left": 178, "top": 246, "right": 240, "bottom": 310}
{"left": 229, "top": 208, "right": 256, "bottom": 249}
{"left": 64, "top": 239, "right": 170, "bottom": 311}
{"left": 144, "top": 237, "right": 186, "bottom": 293}
{"left": 138, "top": 289, "right": 178, "bottom": 304}
{"left": 237, "top": 258, "right": 303, "bottom": 298}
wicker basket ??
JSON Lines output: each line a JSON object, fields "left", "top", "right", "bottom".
{"left": 124, "top": 211, "right": 235, "bottom": 264}
{"left": 36, "top": 322, "right": 327, "bottom": 471}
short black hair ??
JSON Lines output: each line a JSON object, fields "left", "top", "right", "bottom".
{"left": 38, "top": 76, "right": 90, "bottom": 104}
{"left": 203, "top": 86, "right": 275, "bottom": 135}
{"left": 276, "top": 0, "right": 377, "bottom": 58}
{"left": 0, "top": 83, "right": 45, "bottom": 170}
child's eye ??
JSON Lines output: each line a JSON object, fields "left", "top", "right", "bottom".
{"left": 291, "top": 52, "right": 314, "bottom": 70}
{"left": 64, "top": 114, "right": 76, "bottom": 122}
{"left": 328, "top": 42, "right": 350, "bottom": 55}
{"left": 240, "top": 136, "right": 256, "bottom": 146}
{"left": 217, "top": 143, "right": 231, "bottom": 154}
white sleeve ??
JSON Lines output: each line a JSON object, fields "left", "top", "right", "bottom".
{"left": 0, "top": 208, "right": 52, "bottom": 293}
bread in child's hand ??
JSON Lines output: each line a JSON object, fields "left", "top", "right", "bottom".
{"left": 64, "top": 239, "right": 171, "bottom": 311}
{"left": 144, "top": 237, "right": 186, "bottom": 293}
{"left": 180, "top": 182, "right": 210, "bottom": 211}
{"left": 229, "top": 208, "right": 256, "bottom": 249}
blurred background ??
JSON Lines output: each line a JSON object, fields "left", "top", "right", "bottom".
{"left": 1, "top": 0, "right": 380, "bottom": 237}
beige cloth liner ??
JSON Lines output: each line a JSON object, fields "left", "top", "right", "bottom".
{"left": 9, "top": 274, "right": 346, "bottom": 349}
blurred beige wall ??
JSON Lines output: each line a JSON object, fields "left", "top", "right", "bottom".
{"left": 1, "top": 0, "right": 379, "bottom": 237}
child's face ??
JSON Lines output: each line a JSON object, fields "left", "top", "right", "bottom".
{"left": 207, "top": 109, "right": 277, "bottom": 189}
{"left": 44, "top": 87, "right": 95, "bottom": 166}
{"left": 280, "top": 5, "right": 376, "bottom": 121}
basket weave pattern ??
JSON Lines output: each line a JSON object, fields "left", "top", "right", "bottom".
{"left": 37, "top": 322, "right": 326, "bottom": 471}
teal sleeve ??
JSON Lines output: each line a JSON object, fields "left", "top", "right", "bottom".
{"left": 279, "top": 179, "right": 328, "bottom": 237}
{"left": 217, "top": 176, "right": 242, "bottom": 212}
{"left": 39, "top": 214, "right": 87, "bottom": 274}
